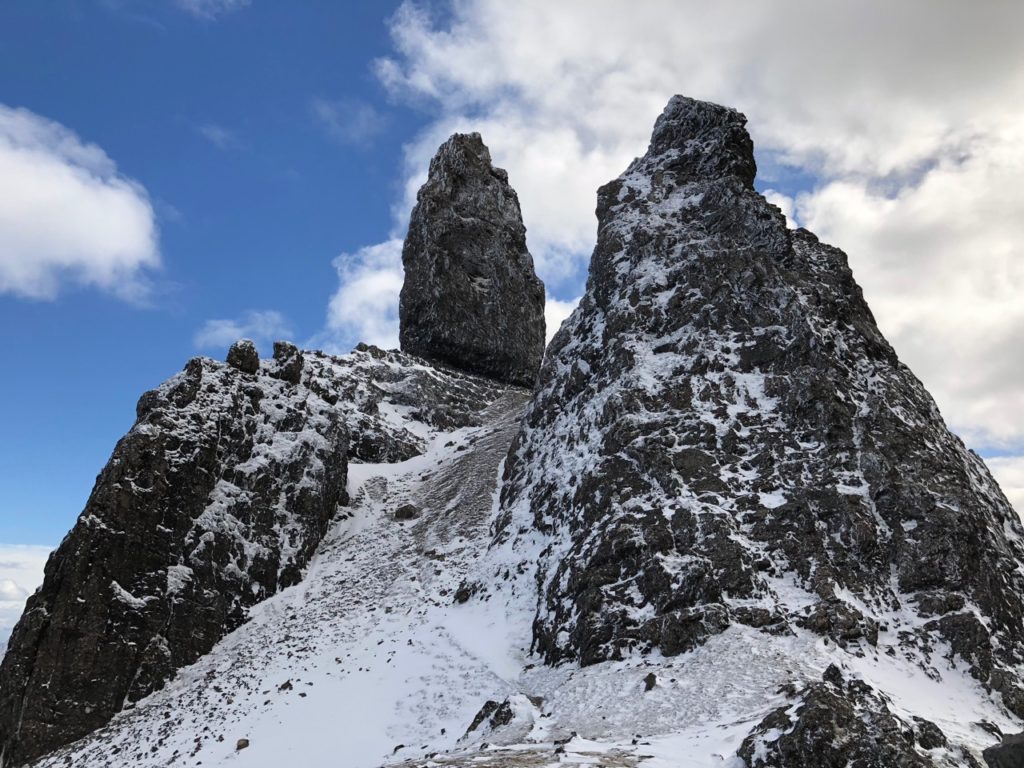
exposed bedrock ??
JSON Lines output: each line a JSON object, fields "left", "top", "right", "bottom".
{"left": 0, "top": 344, "right": 510, "bottom": 766}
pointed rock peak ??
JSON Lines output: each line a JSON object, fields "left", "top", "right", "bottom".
{"left": 631, "top": 95, "right": 757, "bottom": 189}
{"left": 427, "top": 131, "right": 507, "bottom": 185}
{"left": 497, "top": 93, "right": 1024, "bottom": 734}
{"left": 399, "top": 132, "right": 546, "bottom": 388}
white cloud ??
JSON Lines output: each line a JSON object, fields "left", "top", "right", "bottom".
{"left": 795, "top": 133, "right": 1024, "bottom": 448}
{"left": 987, "top": 456, "right": 1024, "bottom": 517}
{"left": 173, "top": 0, "right": 250, "bottom": 20}
{"left": 0, "top": 579, "right": 26, "bottom": 602}
{"left": 545, "top": 295, "right": 579, "bottom": 344}
{"left": 194, "top": 310, "right": 293, "bottom": 354}
{"left": 762, "top": 189, "right": 795, "bottom": 227}
{"left": 0, "top": 105, "right": 160, "bottom": 301}
{"left": 0, "top": 544, "right": 51, "bottom": 645}
{"left": 362, "top": 0, "right": 1024, "bottom": 459}
{"left": 322, "top": 239, "right": 404, "bottom": 352}
{"left": 311, "top": 99, "right": 387, "bottom": 147}
{"left": 196, "top": 122, "right": 237, "bottom": 150}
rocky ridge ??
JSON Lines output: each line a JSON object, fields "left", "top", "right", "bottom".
{"left": 0, "top": 342, "right": 512, "bottom": 766}
{"left": 399, "top": 132, "right": 546, "bottom": 387}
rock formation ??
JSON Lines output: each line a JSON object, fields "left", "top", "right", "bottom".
{"left": 3, "top": 96, "right": 1023, "bottom": 768}
{"left": 496, "top": 96, "right": 1024, "bottom": 753}
{"left": 0, "top": 350, "right": 347, "bottom": 765}
{"left": 0, "top": 343, "right": 508, "bottom": 766}
{"left": 399, "top": 132, "right": 546, "bottom": 387}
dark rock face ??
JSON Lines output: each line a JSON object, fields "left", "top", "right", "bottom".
{"left": 465, "top": 699, "right": 515, "bottom": 737}
{"left": 0, "top": 355, "right": 347, "bottom": 766}
{"left": 985, "top": 733, "right": 1024, "bottom": 768}
{"left": 0, "top": 345, "right": 510, "bottom": 766}
{"left": 271, "top": 340, "right": 304, "bottom": 385}
{"left": 399, "top": 132, "right": 546, "bottom": 387}
{"left": 496, "top": 94, "right": 1024, "bottom": 719}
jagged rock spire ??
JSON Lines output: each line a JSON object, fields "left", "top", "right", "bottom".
{"left": 399, "top": 132, "right": 546, "bottom": 387}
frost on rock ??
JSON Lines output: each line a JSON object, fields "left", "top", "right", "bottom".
{"left": 495, "top": 95, "right": 1024, "bottom": 753}
{"left": 0, "top": 343, "right": 510, "bottom": 766}
{"left": 399, "top": 132, "right": 546, "bottom": 388}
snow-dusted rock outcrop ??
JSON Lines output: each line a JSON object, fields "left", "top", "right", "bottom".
{"left": 0, "top": 344, "right": 509, "bottom": 766}
{"left": 24, "top": 357, "right": 529, "bottom": 768}
{"left": 495, "top": 95, "right": 1024, "bottom": 761}
{"left": 399, "top": 132, "right": 546, "bottom": 387}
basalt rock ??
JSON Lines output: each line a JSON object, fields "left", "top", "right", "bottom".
{"left": 271, "top": 340, "right": 304, "bottom": 385}
{"left": 399, "top": 132, "right": 546, "bottom": 387}
{"left": 984, "top": 733, "right": 1024, "bottom": 768}
{"left": 0, "top": 355, "right": 347, "bottom": 766}
{"left": 495, "top": 93, "right": 1024, "bottom": 727}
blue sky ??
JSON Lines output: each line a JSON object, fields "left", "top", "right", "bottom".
{"left": 0, "top": 1, "right": 432, "bottom": 544}
{"left": 2, "top": 0, "right": 1023, "bottom": 563}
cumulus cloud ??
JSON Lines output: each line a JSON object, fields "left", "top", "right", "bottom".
{"left": 173, "top": 0, "right": 250, "bottom": 20}
{"left": 545, "top": 296, "right": 579, "bottom": 344}
{"left": 357, "top": 0, "right": 1024, "bottom": 473}
{"left": 322, "top": 239, "right": 405, "bottom": 352}
{"left": 311, "top": 99, "right": 387, "bottom": 147}
{"left": 0, "top": 544, "right": 51, "bottom": 645}
{"left": 0, "top": 579, "right": 26, "bottom": 602}
{"left": 795, "top": 134, "right": 1024, "bottom": 448}
{"left": 194, "top": 310, "right": 293, "bottom": 354}
{"left": 987, "top": 457, "right": 1024, "bottom": 515}
{"left": 0, "top": 105, "right": 160, "bottom": 301}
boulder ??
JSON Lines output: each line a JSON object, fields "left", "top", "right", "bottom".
{"left": 985, "top": 734, "right": 1024, "bottom": 768}
{"left": 271, "top": 340, "right": 304, "bottom": 385}
{"left": 226, "top": 339, "right": 259, "bottom": 374}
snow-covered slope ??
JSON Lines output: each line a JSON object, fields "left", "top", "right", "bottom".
{"left": 31, "top": 384, "right": 533, "bottom": 768}
{"left": 0, "top": 344, "right": 512, "bottom": 766}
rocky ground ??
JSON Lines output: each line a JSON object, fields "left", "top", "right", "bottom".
{"left": 23, "top": 353, "right": 1017, "bottom": 767}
